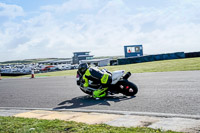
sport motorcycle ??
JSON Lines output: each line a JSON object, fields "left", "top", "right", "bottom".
{"left": 76, "top": 68, "right": 138, "bottom": 97}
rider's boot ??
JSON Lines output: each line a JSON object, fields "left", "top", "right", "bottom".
{"left": 93, "top": 87, "right": 108, "bottom": 99}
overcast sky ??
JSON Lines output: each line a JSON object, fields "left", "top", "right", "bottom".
{"left": 0, "top": 0, "right": 200, "bottom": 62}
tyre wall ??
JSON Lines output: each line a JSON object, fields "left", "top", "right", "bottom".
{"left": 110, "top": 60, "right": 118, "bottom": 66}
{"left": 185, "top": 51, "right": 200, "bottom": 58}
{"left": 118, "top": 52, "right": 185, "bottom": 65}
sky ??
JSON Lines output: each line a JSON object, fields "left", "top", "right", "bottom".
{"left": 0, "top": 0, "right": 200, "bottom": 62}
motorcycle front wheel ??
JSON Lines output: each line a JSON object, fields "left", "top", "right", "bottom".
{"left": 80, "top": 87, "right": 93, "bottom": 95}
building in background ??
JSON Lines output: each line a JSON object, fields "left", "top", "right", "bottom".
{"left": 124, "top": 45, "right": 143, "bottom": 58}
{"left": 72, "top": 52, "right": 94, "bottom": 64}
{"left": 79, "top": 58, "right": 110, "bottom": 67}
{"left": 38, "top": 59, "right": 72, "bottom": 65}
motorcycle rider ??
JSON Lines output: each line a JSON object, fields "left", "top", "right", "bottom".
{"left": 77, "top": 63, "right": 112, "bottom": 99}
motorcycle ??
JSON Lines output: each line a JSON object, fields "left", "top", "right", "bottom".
{"left": 76, "top": 68, "right": 138, "bottom": 97}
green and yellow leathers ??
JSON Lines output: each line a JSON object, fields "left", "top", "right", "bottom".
{"left": 82, "top": 68, "right": 111, "bottom": 98}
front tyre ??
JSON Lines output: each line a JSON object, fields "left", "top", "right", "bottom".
{"left": 119, "top": 80, "right": 138, "bottom": 96}
{"left": 80, "top": 87, "right": 93, "bottom": 95}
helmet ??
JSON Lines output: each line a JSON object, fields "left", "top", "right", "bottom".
{"left": 78, "top": 63, "right": 88, "bottom": 75}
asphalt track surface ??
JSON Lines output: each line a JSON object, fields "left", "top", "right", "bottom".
{"left": 0, "top": 71, "right": 200, "bottom": 116}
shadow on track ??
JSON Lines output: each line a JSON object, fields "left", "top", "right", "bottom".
{"left": 53, "top": 95, "right": 135, "bottom": 110}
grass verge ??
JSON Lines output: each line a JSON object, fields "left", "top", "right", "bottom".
{"left": 2, "top": 57, "right": 200, "bottom": 78}
{"left": 105, "top": 57, "right": 200, "bottom": 73}
{"left": 0, "top": 116, "right": 180, "bottom": 133}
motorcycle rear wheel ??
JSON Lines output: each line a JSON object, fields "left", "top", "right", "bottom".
{"left": 118, "top": 80, "right": 138, "bottom": 96}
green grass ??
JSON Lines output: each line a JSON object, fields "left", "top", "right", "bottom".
{"left": 105, "top": 57, "right": 200, "bottom": 73}
{"left": 2, "top": 57, "right": 200, "bottom": 78}
{"left": 1, "top": 70, "right": 77, "bottom": 79}
{"left": 0, "top": 116, "right": 180, "bottom": 133}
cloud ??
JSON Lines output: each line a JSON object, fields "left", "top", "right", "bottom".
{"left": 0, "top": 0, "right": 200, "bottom": 62}
{"left": 0, "top": 2, "right": 24, "bottom": 19}
{"left": 41, "top": 0, "right": 100, "bottom": 14}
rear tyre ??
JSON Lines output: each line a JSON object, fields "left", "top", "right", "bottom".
{"left": 118, "top": 80, "right": 138, "bottom": 96}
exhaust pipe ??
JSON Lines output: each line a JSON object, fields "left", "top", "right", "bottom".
{"left": 123, "top": 72, "right": 131, "bottom": 79}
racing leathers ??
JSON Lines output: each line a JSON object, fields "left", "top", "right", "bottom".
{"left": 82, "top": 67, "right": 112, "bottom": 98}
